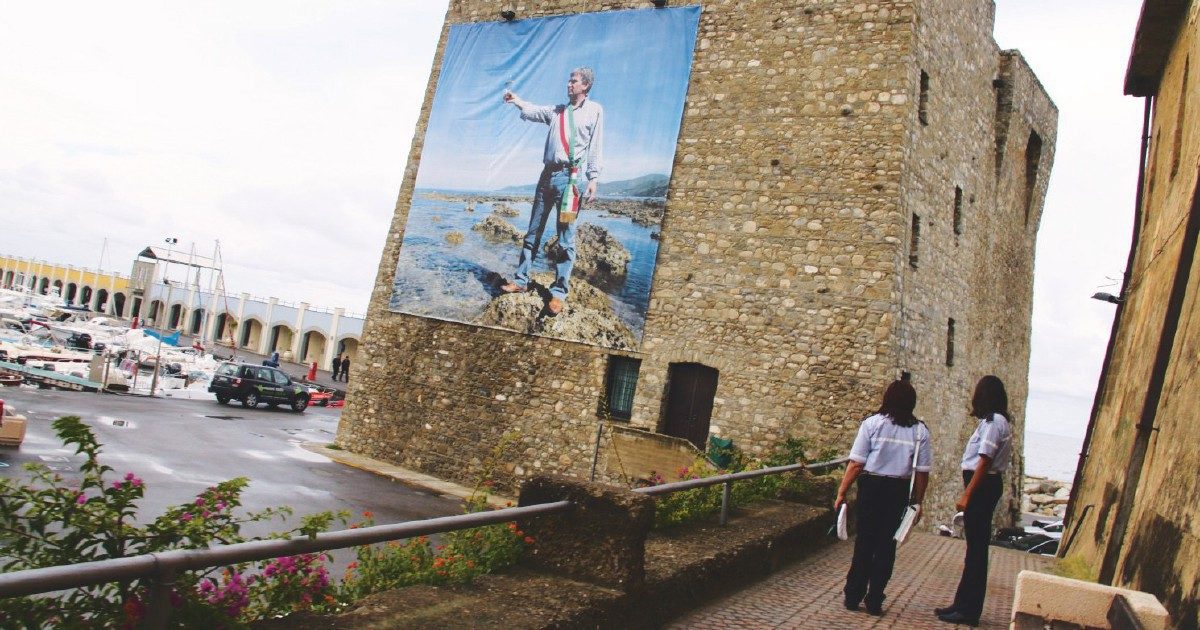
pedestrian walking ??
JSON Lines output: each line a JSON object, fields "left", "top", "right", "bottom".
{"left": 935, "top": 375, "right": 1014, "bottom": 626}
{"left": 331, "top": 355, "right": 343, "bottom": 381}
{"left": 835, "top": 378, "right": 931, "bottom": 616}
{"left": 340, "top": 355, "right": 350, "bottom": 383}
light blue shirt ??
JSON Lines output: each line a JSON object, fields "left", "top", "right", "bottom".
{"left": 849, "top": 413, "right": 933, "bottom": 478}
{"left": 515, "top": 97, "right": 605, "bottom": 182}
{"left": 960, "top": 413, "right": 1013, "bottom": 473}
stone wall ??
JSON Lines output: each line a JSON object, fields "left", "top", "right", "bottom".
{"left": 337, "top": 0, "right": 1055, "bottom": 526}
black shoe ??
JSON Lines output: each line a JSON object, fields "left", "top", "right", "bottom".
{"left": 936, "top": 610, "right": 979, "bottom": 626}
{"left": 934, "top": 605, "right": 958, "bottom": 616}
{"left": 843, "top": 600, "right": 859, "bottom": 611}
{"left": 864, "top": 598, "right": 884, "bottom": 615}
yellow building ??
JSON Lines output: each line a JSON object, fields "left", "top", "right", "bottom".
{"left": 1063, "top": 1, "right": 1200, "bottom": 626}
{"left": 0, "top": 255, "right": 134, "bottom": 316}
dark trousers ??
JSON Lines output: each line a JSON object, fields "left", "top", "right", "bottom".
{"left": 952, "top": 470, "right": 1003, "bottom": 617}
{"left": 844, "top": 474, "right": 910, "bottom": 605}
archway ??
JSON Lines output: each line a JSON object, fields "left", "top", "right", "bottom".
{"left": 145, "top": 300, "right": 162, "bottom": 326}
{"left": 168, "top": 304, "right": 183, "bottom": 329}
{"left": 270, "top": 324, "right": 295, "bottom": 359}
{"left": 53, "top": 279, "right": 63, "bottom": 296}
{"left": 96, "top": 288, "right": 109, "bottom": 313}
{"left": 189, "top": 309, "right": 204, "bottom": 335}
{"left": 113, "top": 293, "right": 127, "bottom": 318}
{"left": 300, "top": 330, "right": 327, "bottom": 366}
{"left": 239, "top": 318, "right": 264, "bottom": 350}
{"left": 3, "top": 270, "right": 12, "bottom": 289}
{"left": 39, "top": 277, "right": 50, "bottom": 295}
{"left": 337, "top": 337, "right": 360, "bottom": 363}
{"left": 131, "top": 297, "right": 143, "bottom": 321}
{"left": 66, "top": 283, "right": 78, "bottom": 304}
{"left": 79, "top": 286, "right": 94, "bottom": 307}
{"left": 214, "top": 313, "right": 236, "bottom": 345}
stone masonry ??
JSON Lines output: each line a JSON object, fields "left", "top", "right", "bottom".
{"left": 336, "top": 0, "right": 1057, "bottom": 527}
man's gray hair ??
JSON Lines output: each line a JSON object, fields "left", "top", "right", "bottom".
{"left": 572, "top": 66, "right": 595, "bottom": 93}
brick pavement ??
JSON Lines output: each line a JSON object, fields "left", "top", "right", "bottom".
{"left": 670, "top": 532, "right": 1053, "bottom": 629}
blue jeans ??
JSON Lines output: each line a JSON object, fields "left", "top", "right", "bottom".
{"left": 513, "top": 167, "right": 576, "bottom": 300}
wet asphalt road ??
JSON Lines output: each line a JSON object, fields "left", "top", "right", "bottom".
{"left": 0, "top": 387, "right": 463, "bottom": 543}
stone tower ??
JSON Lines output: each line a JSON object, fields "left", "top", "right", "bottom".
{"left": 337, "top": 0, "right": 1057, "bottom": 525}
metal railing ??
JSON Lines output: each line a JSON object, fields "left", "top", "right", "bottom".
{"left": 635, "top": 456, "right": 849, "bottom": 525}
{"left": 0, "top": 456, "right": 848, "bottom": 626}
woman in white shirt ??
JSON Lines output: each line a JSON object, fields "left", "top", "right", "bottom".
{"left": 835, "top": 379, "right": 932, "bottom": 616}
{"left": 935, "top": 375, "right": 1013, "bottom": 626}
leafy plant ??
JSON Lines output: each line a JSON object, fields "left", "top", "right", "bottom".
{"left": 647, "top": 435, "right": 836, "bottom": 529}
{"left": 0, "top": 416, "right": 337, "bottom": 627}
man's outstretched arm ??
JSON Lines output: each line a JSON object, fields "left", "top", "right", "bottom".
{"left": 504, "top": 92, "right": 553, "bottom": 124}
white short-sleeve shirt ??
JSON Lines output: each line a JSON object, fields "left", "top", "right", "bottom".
{"left": 848, "top": 413, "right": 932, "bottom": 478}
{"left": 960, "top": 412, "right": 1013, "bottom": 473}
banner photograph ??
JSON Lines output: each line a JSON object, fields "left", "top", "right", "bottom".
{"left": 388, "top": 6, "right": 701, "bottom": 351}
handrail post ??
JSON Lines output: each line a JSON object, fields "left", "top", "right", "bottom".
{"left": 142, "top": 565, "right": 176, "bottom": 630}
{"left": 719, "top": 480, "right": 731, "bottom": 525}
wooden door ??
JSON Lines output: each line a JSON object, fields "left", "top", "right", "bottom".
{"left": 661, "top": 363, "right": 719, "bottom": 450}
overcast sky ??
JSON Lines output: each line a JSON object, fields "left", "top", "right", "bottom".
{"left": 0, "top": 1, "right": 1145, "bottom": 438}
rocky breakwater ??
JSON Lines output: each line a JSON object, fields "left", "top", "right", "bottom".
{"left": 1022, "top": 476, "right": 1071, "bottom": 518}
{"left": 476, "top": 272, "right": 637, "bottom": 350}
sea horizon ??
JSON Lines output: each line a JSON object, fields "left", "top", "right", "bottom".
{"left": 1024, "top": 429, "right": 1084, "bottom": 483}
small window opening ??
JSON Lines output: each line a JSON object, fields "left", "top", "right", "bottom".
{"left": 909, "top": 213, "right": 921, "bottom": 269}
{"left": 1024, "top": 131, "right": 1043, "bottom": 224}
{"left": 603, "top": 356, "right": 641, "bottom": 421}
{"left": 946, "top": 318, "right": 956, "bottom": 367}
{"left": 918, "top": 70, "right": 930, "bottom": 126}
{"left": 953, "top": 186, "right": 964, "bottom": 239}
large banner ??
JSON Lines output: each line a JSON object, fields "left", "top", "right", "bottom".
{"left": 389, "top": 6, "right": 701, "bottom": 351}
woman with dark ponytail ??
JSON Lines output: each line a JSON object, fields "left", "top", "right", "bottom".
{"left": 936, "top": 375, "right": 1014, "bottom": 626}
{"left": 835, "top": 379, "right": 931, "bottom": 616}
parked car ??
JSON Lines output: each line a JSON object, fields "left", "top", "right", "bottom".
{"left": 305, "top": 385, "right": 334, "bottom": 407}
{"left": 0, "top": 399, "right": 27, "bottom": 447}
{"left": 208, "top": 362, "right": 310, "bottom": 412}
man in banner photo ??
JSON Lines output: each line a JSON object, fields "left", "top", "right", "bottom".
{"left": 499, "top": 66, "right": 604, "bottom": 316}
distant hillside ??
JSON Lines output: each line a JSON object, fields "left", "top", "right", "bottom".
{"left": 496, "top": 173, "right": 668, "bottom": 198}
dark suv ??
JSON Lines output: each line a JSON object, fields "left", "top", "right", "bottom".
{"left": 208, "top": 362, "right": 309, "bottom": 412}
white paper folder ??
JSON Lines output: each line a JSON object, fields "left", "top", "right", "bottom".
{"left": 893, "top": 504, "right": 919, "bottom": 545}
{"left": 836, "top": 503, "right": 849, "bottom": 541}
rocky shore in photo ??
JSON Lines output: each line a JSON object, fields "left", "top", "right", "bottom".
{"left": 476, "top": 272, "right": 637, "bottom": 350}
{"left": 472, "top": 214, "right": 522, "bottom": 243}
{"left": 1022, "top": 476, "right": 1070, "bottom": 518}
{"left": 423, "top": 191, "right": 666, "bottom": 227}
{"left": 545, "top": 223, "right": 631, "bottom": 285}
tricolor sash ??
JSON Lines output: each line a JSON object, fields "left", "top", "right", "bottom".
{"left": 557, "top": 105, "right": 582, "bottom": 223}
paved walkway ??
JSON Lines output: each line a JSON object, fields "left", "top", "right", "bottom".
{"left": 671, "top": 532, "right": 1053, "bottom": 629}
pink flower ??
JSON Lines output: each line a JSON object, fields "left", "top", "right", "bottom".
{"left": 180, "top": 513, "right": 193, "bottom": 522}
{"left": 76, "top": 494, "right": 86, "bottom": 505}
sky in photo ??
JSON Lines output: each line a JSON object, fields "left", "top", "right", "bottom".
{"left": 415, "top": 6, "right": 700, "bottom": 191}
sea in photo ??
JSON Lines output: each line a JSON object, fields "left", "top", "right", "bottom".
{"left": 1024, "top": 430, "right": 1084, "bottom": 482}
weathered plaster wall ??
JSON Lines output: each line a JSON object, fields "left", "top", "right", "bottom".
{"left": 337, "top": 0, "right": 1056, "bottom": 525}
{"left": 1066, "top": 3, "right": 1200, "bottom": 624}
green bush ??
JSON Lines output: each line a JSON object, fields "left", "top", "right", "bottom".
{"left": 648, "top": 436, "right": 838, "bottom": 530}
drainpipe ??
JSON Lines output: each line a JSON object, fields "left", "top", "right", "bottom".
{"left": 1062, "top": 97, "right": 1153, "bottom": 547}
